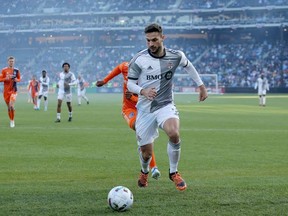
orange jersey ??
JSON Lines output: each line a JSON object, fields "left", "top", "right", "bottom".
{"left": 0, "top": 67, "right": 21, "bottom": 94}
{"left": 103, "top": 62, "right": 138, "bottom": 111}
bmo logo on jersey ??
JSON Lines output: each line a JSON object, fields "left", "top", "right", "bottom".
{"left": 146, "top": 71, "right": 173, "bottom": 80}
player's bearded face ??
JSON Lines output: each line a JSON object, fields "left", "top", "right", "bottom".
{"left": 146, "top": 32, "right": 164, "bottom": 56}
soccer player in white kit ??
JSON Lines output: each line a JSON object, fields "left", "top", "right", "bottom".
{"left": 37, "top": 70, "right": 50, "bottom": 111}
{"left": 76, "top": 74, "right": 89, "bottom": 105}
{"left": 55, "top": 62, "right": 77, "bottom": 122}
{"left": 127, "top": 23, "right": 208, "bottom": 191}
{"left": 255, "top": 74, "right": 269, "bottom": 106}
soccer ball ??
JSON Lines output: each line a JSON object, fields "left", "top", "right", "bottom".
{"left": 107, "top": 186, "right": 133, "bottom": 212}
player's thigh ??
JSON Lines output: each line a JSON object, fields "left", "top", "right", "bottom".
{"left": 42, "top": 91, "right": 49, "bottom": 98}
{"left": 122, "top": 108, "right": 137, "bottom": 130}
{"left": 136, "top": 110, "right": 159, "bottom": 146}
{"left": 57, "top": 91, "right": 65, "bottom": 100}
{"left": 9, "top": 93, "right": 17, "bottom": 106}
{"left": 156, "top": 104, "right": 180, "bottom": 129}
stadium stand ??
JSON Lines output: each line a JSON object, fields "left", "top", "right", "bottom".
{"left": 0, "top": 0, "right": 287, "bottom": 91}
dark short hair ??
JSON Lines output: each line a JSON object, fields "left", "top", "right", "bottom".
{"left": 62, "top": 62, "right": 70, "bottom": 68}
{"left": 144, "top": 23, "right": 163, "bottom": 34}
{"left": 42, "top": 70, "right": 46, "bottom": 73}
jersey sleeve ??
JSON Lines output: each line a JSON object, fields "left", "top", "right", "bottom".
{"left": 103, "top": 64, "right": 122, "bottom": 84}
{"left": 128, "top": 59, "right": 141, "bottom": 80}
{"left": 179, "top": 51, "right": 204, "bottom": 86}
{"left": 69, "top": 73, "right": 77, "bottom": 86}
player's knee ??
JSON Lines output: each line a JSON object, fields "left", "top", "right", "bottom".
{"left": 167, "top": 129, "right": 180, "bottom": 143}
{"left": 140, "top": 146, "right": 153, "bottom": 161}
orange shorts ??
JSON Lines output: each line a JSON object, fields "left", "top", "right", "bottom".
{"left": 31, "top": 92, "right": 38, "bottom": 98}
{"left": 4, "top": 92, "right": 17, "bottom": 105}
{"left": 122, "top": 108, "right": 137, "bottom": 130}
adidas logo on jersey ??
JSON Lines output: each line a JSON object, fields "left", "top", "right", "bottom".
{"left": 147, "top": 66, "right": 153, "bottom": 70}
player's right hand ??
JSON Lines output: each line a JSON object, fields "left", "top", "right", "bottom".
{"left": 96, "top": 80, "right": 105, "bottom": 87}
{"left": 125, "top": 90, "right": 133, "bottom": 99}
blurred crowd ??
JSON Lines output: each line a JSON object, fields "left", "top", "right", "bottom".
{"left": 1, "top": 38, "right": 287, "bottom": 89}
{"left": 1, "top": 0, "right": 287, "bottom": 89}
{"left": 1, "top": 0, "right": 288, "bottom": 14}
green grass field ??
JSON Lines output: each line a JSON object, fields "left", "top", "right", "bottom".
{"left": 0, "top": 93, "right": 287, "bottom": 215}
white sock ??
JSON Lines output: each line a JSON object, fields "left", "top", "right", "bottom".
{"left": 167, "top": 140, "right": 181, "bottom": 173}
{"left": 69, "top": 112, "right": 72, "bottom": 118}
{"left": 78, "top": 96, "right": 81, "bottom": 105}
{"left": 37, "top": 99, "right": 40, "bottom": 109}
{"left": 262, "top": 96, "right": 266, "bottom": 105}
{"left": 139, "top": 149, "right": 151, "bottom": 173}
{"left": 57, "top": 113, "right": 61, "bottom": 119}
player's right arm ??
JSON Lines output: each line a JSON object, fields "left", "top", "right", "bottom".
{"left": 96, "top": 64, "right": 122, "bottom": 87}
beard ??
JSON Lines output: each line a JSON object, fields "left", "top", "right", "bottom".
{"left": 149, "top": 46, "right": 161, "bottom": 55}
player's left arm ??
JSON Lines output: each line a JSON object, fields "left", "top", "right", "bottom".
{"left": 180, "top": 51, "right": 208, "bottom": 101}
{"left": 96, "top": 64, "right": 122, "bottom": 87}
{"left": 14, "top": 70, "right": 21, "bottom": 82}
{"left": 69, "top": 73, "right": 77, "bottom": 86}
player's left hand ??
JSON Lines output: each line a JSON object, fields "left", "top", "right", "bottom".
{"left": 198, "top": 84, "right": 208, "bottom": 102}
{"left": 96, "top": 80, "right": 105, "bottom": 87}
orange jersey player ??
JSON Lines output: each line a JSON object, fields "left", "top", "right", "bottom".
{"left": 96, "top": 62, "right": 161, "bottom": 180}
{"left": 28, "top": 75, "right": 40, "bottom": 110}
{"left": 0, "top": 56, "right": 21, "bottom": 128}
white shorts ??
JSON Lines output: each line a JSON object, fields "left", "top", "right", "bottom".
{"left": 39, "top": 90, "right": 49, "bottom": 98}
{"left": 258, "top": 90, "right": 267, "bottom": 96}
{"left": 135, "top": 103, "right": 179, "bottom": 146}
{"left": 57, "top": 91, "right": 72, "bottom": 102}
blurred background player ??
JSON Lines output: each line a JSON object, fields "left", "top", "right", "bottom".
{"left": 37, "top": 70, "right": 50, "bottom": 111}
{"left": 76, "top": 74, "right": 89, "bottom": 105}
{"left": 0, "top": 56, "right": 21, "bottom": 128}
{"left": 55, "top": 62, "right": 77, "bottom": 122}
{"left": 96, "top": 61, "right": 161, "bottom": 180}
{"left": 27, "top": 80, "right": 33, "bottom": 103}
{"left": 255, "top": 74, "right": 270, "bottom": 106}
{"left": 28, "top": 75, "right": 40, "bottom": 110}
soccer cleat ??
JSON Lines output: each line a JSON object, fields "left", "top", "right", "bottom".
{"left": 138, "top": 170, "right": 149, "bottom": 188}
{"left": 10, "top": 120, "right": 15, "bottom": 128}
{"left": 87, "top": 101, "right": 89, "bottom": 105}
{"left": 151, "top": 167, "right": 161, "bottom": 180}
{"left": 68, "top": 117, "right": 72, "bottom": 122}
{"left": 55, "top": 119, "right": 61, "bottom": 123}
{"left": 169, "top": 171, "right": 187, "bottom": 191}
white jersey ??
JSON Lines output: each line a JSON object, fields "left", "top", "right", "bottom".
{"left": 128, "top": 48, "right": 203, "bottom": 113}
{"left": 58, "top": 71, "right": 76, "bottom": 94}
{"left": 255, "top": 77, "right": 269, "bottom": 95}
{"left": 39, "top": 76, "right": 50, "bottom": 93}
